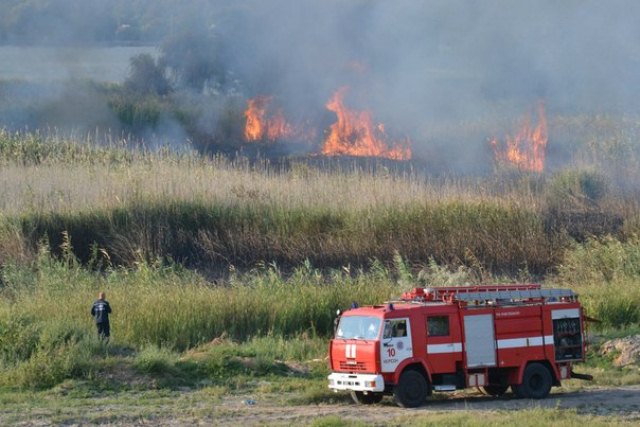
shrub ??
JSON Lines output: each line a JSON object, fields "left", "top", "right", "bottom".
{"left": 125, "top": 54, "right": 172, "bottom": 96}
{"left": 133, "top": 345, "right": 179, "bottom": 375}
{"left": 557, "top": 236, "right": 640, "bottom": 284}
{"left": 556, "top": 236, "right": 640, "bottom": 327}
{"left": 0, "top": 314, "right": 40, "bottom": 364}
{"left": 0, "top": 337, "right": 97, "bottom": 389}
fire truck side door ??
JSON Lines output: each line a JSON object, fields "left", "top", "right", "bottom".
{"left": 380, "top": 318, "right": 413, "bottom": 373}
{"left": 426, "top": 314, "right": 461, "bottom": 373}
{"left": 464, "top": 313, "right": 497, "bottom": 368}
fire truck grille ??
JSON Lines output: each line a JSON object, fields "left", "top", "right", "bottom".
{"left": 339, "top": 361, "right": 367, "bottom": 371}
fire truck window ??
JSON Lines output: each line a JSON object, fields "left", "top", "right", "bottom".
{"left": 383, "top": 319, "right": 408, "bottom": 338}
{"left": 394, "top": 320, "right": 407, "bottom": 337}
{"left": 427, "top": 316, "right": 449, "bottom": 337}
{"left": 336, "top": 316, "right": 381, "bottom": 340}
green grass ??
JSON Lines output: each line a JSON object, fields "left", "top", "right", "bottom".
{"left": 0, "top": 251, "right": 396, "bottom": 353}
{"left": 554, "top": 236, "right": 640, "bottom": 326}
{"left": 0, "top": 251, "right": 635, "bottom": 423}
{"left": 0, "top": 244, "right": 637, "bottom": 391}
{"left": 0, "top": 247, "right": 393, "bottom": 388}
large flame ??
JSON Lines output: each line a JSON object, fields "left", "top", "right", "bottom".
{"left": 490, "top": 103, "right": 548, "bottom": 172}
{"left": 243, "top": 89, "right": 412, "bottom": 161}
{"left": 244, "top": 97, "right": 267, "bottom": 141}
{"left": 244, "top": 96, "right": 297, "bottom": 142}
{"left": 321, "top": 87, "right": 412, "bottom": 160}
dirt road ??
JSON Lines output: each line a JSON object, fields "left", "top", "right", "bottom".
{"left": 3, "top": 385, "right": 639, "bottom": 426}
{"left": 214, "top": 386, "right": 640, "bottom": 426}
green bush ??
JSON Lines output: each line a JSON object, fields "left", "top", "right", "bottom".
{"left": 133, "top": 346, "right": 179, "bottom": 375}
{"left": 556, "top": 236, "right": 640, "bottom": 327}
{"left": 1, "top": 337, "right": 98, "bottom": 389}
{"left": 557, "top": 236, "right": 640, "bottom": 284}
{"left": 0, "top": 314, "right": 40, "bottom": 364}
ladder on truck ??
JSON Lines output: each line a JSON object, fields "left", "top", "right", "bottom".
{"left": 400, "top": 284, "right": 577, "bottom": 305}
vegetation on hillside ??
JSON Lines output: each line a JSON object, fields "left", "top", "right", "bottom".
{"left": 0, "top": 129, "right": 635, "bottom": 274}
{"left": 1, "top": 238, "right": 639, "bottom": 391}
{"left": 0, "top": 133, "right": 638, "bottom": 392}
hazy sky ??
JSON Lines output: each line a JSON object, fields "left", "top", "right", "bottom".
{"left": 210, "top": 0, "right": 640, "bottom": 119}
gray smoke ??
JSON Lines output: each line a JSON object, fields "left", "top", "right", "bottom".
{"left": 1, "top": 0, "right": 640, "bottom": 171}
{"left": 204, "top": 0, "right": 640, "bottom": 170}
{"left": 217, "top": 1, "right": 640, "bottom": 112}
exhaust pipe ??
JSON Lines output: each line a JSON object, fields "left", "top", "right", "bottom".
{"left": 570, "top": 370, "right": 593, "bottom": 381}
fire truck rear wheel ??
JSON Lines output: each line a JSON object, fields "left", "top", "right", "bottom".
{"left": 350, "top": 391, "right": 383, "bottom": 405}
{"left": 482, "top": 385, "right": 509, "bottom": 396}
{"left": 393, "top": 370, "right": 429, "bottom": 408}
{"left": 513, "top": 363, "right": 552, "bottom": 399}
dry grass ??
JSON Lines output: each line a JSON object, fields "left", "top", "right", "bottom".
{"left": 0, "top": 157, "right": 534, "bottom": 216}
{"left": 0, "top": 127, "right": 636, "bottom": 273}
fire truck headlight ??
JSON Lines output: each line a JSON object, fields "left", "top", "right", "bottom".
{"left": 328, "top": 378, "right": 335, "bottom": 386}
{"left": 365, "top": 380, "right": 376, "bottom": 388}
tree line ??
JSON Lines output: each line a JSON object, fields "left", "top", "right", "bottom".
{"left": 0, "top": 0, "right": 244, "bottom": 45}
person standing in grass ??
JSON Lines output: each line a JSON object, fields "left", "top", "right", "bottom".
{"left": 91, "top": 291, "right": 112, "bottom": 342}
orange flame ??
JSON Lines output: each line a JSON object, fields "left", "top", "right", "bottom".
{"left": 321, "top": 87, "right": 412, "bottom": 160}
{"left": 244, "top": 97, "right": 267, "bottom": 141}
{"left": 490, "top": 103, "right": 548, "bottom": 172}
{"left": 244, "top": 96, "right": 298, "bottom": 142}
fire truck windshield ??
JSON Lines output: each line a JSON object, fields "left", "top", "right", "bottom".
{"left": 336, "top": 316, "right": 381, "bottom": 340}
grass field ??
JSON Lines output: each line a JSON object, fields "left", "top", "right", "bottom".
{"left": 1, "top": 128, "right": 637, "bottom": 274}
{"left": 1, "top": 129, "right": 640, "bottom": 424}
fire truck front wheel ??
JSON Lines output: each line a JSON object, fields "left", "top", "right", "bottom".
{"left": 350, "top": 391, "right": 383, "bottom": 405}
{"left": 513, "top": 363, "right": 552, "bottom": 399}
{"left": 393, "top": 370, "right": 430, "bottom": 408}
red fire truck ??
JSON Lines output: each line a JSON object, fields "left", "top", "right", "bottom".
{"left": 328, "top": 284, "right": 591, "bottom": 407}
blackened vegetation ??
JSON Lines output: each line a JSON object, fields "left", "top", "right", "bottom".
{"left": 545, "top": 211, "right": 624, "bottom": 243}
{"left": 543, "top": 169, "right": 624, "bottom": 241}
{"left": 14, "top": 195, "right": 602, "bottom": 277}
{"left": 10, "top": 160, "right": 629, "bottom": 278}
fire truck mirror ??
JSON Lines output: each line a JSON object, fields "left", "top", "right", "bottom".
{"left": 383, "top": 321, "right": 392, "bottom": 339}
{"left": 333, "top": 310, "right": 342, "bottom": 335}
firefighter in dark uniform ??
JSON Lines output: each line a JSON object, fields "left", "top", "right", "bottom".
{"left": 91, "top": 291, "right": 112, "bottom": 341}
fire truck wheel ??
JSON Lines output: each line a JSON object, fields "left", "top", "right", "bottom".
{"left": 350, "top": 391, "right": 383, "bottom": 405}
{"left": 482, "top": 385, "right": 509, "bottom": 396}
{"left": 393, "top": 370, "right": 429, "bottom": 408}
{"left": 513, "top": 363, "right": 552, "bottom": 399}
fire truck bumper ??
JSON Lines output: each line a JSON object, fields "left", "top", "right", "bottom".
{"left": 327, "top": 373, "right": 385, "bottom": 392}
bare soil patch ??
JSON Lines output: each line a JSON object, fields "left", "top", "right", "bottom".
{"left": 209, "top": 385, "right": 640, "bottom": 426}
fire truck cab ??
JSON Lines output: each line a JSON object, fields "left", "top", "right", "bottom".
{"left": 328, "top": 284, "right": 590, "bottom": 408}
